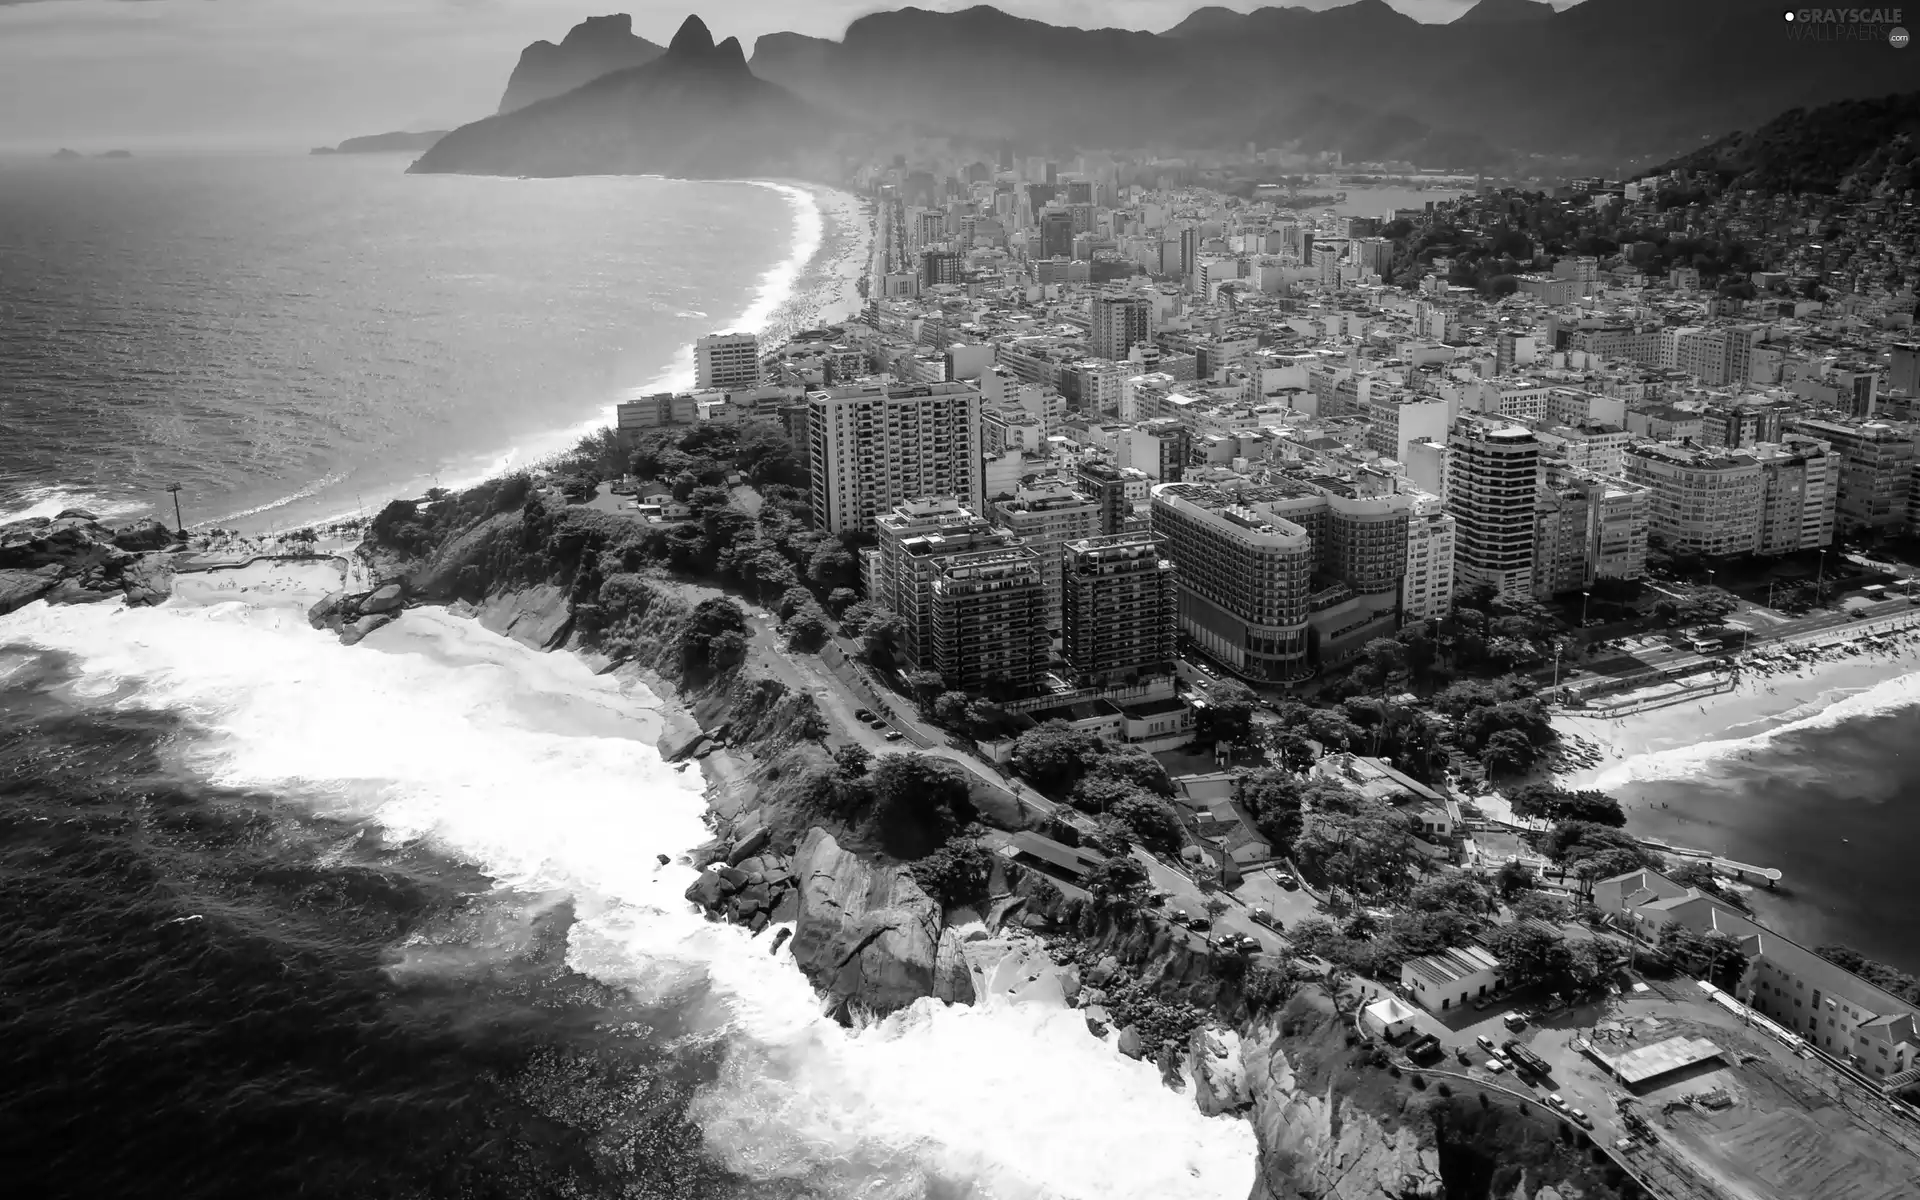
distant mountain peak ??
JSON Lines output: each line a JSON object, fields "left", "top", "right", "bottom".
{"left": 1453, "top": 0, "right": 1556, "bottom": 23}
{"left": 668, "top": 15, "right": 715, "bottom": 56}
{"left": 497, "top": 14, "right": 663, "bottom": 113}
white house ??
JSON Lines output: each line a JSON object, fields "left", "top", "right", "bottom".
{"left": 1401, "top": 944, "right": 1503, "bottom": 1012}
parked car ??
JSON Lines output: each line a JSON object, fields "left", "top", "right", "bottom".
{"left": 1169, "top": 908, "right": 1191, "bottom": 925}
{"left": 884, "top": 731, "right": 904, "bottom": 742}
{"left": 1485, "top": 1058, "right": 1507, "bottom": 1073}
{"left": 1273, "top": 872, "right": 1300, "bottom": 891}
{"left": 1250, "top": 906, "right": 1278, "bottom": 929}
{"left": 1187, "top": 914, "right": 1212, "bottom": 932}
{"left": 1570, "top": 1109, "right": 1593, "bottom": 1129}
{"left": 1476, "top": 1035, "right": 1497, "bottom": 1053}
{"left": 868, "top": 719, "right": 888, "bottom": 730}
{"left": 853, "top": 708, "right": 874, "bottom": 721}
{"left": 1504, "top": 1013, "right": 1528, "bottom": 1032}
{"left": 1546, "top": 1094, "right": 1567, "bottom": 1110}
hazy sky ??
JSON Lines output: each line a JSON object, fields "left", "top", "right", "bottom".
{"left": 0, "top": 0, "right": 1568, "bottom": 151}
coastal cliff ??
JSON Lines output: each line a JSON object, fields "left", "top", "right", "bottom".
{"left": 412, "top": 15, "right": 847, "bottom": 182}
{"left": 497, "top": 14, "right": 663, "bottom": 113}
{"left": 339, "top": 477, "right": 1630, "bottom": 1200}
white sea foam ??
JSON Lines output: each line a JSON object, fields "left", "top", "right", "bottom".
{"left": 1590, "top": 666, "right": 1920, "bottom": 790}
{"left": 0, "top": 592, "right": 1255, "bottom": 1200}
{"left": 0, "top": 485, "right": 149, "bottom": 524}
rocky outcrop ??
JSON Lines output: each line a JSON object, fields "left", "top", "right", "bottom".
{"left": 1243, "top": 1012, "right": 1444, "bottom": 1200}
{"left": 307, "top": 583, "right": 411, "bottom": 644}
{"left": 786, "top": 828, "right": 949, "bottom": 1017}
{"left": 684, "top": 847, "right": 800, "bottom": 933}
{"left": 0, "top": 515, "right": 180, "bottom": 615}
{"left": 497, "top": 14, "right": 664, "bottom": 113}
{"left": 1187, "top": 1026, "right": 1254, "bottom": 1116}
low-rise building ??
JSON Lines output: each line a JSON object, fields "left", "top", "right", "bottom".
{"left": 1402, "top": 944, "right": 1504, "bottom": 1013}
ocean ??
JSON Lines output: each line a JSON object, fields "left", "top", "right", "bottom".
{"left": 0, "top": 153, "right": 804, "bottom": 531}
{"left": 1602, "top": 671, "right": 1920, "bottom": 978}
{"left": 0, "top": 158, "right": 1257, "bottom": 1199}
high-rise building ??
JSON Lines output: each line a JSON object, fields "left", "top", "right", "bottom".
{"left": 1445, "top": 416, "right": 1540, "bottom": 602}
{"left": 921, "top": 250, "right": 963, "bottom": 287}
{"left": 1623, "top": 443, "right": 1763, "bottom": 558}
{"left": 1128, "top": 418, "right": 1192, "bottom": 483}
{"left": 989, "top": 481, "right": 1101, "bottom": 629}
{"left": 1752, "top": 437, "right": 1839, "bottom": 555}
{"left": 929, "top": 546, "right": 1050, "bottom": 694}
{"left": 1180, "top": 226, "right": 1202, "bottom": 292}
{"left": 807, "top": 381, "right": 984, "bottom": 535}
{"left": 1402, "top": 492, "right": 1456, "bottom": 621}
{"left": 1077, "top": 460, "right": 1135, "bottom": 536}
{"left": 1151, "top": 483, "right": 1314, "bottom": 681}
{"left": 1039, "top": 210, "right": 1074, "bottom": 260}
{"left": 1785, "top": 418, "right": 1914, "bottom": 537}
{"left": 871, "top": 497, "right": 1018, "bottom": 668}
{"left": 1494, "top": 332, "right": 1517, "bottom": 378}
{"left": 1060, "top": 532, "right": 1178, "bottom": 687}
{"left": 1090, "top": 292, "right": 1153, "bottom": 362}
{"left": 1892, "top": 343, "right": 1920, "bottom": 398}
{"left": 695, "top": 332, "right": 760, "bottom": 392}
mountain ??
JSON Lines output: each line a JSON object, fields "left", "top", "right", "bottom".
{"left": 1452, "top": 0, "right": 1555, "bottom": 22}
{"left": 50, "top": 148, "right": 81, "bottom": 160}
{"left": 311, "top": 130, "right": 448, "bottom": 155}
{"left": 412, "top": 15, "right": 846, "bottom": 181}
{"left": 497, "top": 14, "right": 663, "bottom": 113}
{"left": 1648, "top": 91, "right": 1920, "bottom": 196}
{"left": 745, "top": 0, "right": 1918, "bottom": 166}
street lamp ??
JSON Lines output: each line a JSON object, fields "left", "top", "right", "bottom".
{"left": 163, "top": 483, "right": 185, "bottom": 535}
{"left": 1581, "top": 590, "right": 1591, "bottom": 627}
{"left": 1817, "top": 549, "right": 1827, "bottom": 604}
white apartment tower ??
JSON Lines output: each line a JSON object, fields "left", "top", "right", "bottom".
{"left": 1402, "top": 491, "right": 1457, "bottom": 621}
{"left": 1446, "top": 416, "right": 1541, "bottom": 602}
{"left": 1090, "top": 292, "right": 1154, "bottom": 362}
{"left": 695, "top": 332, "right": 760, "bottom": 392}
{"left": 807, "top": 380, "right": 984, "bottom": 535}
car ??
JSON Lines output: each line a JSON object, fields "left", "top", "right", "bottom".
{"left": 883, "top": 730, "right": 904, "bottom": 742}
{"left": 1250, "top": 906, "right": 1277, "bottom": 928}
{"left": 1274, "top": 872, "right": 1300, "bottom": 891}
{"left": 1546, "top": 1093, "right": 1567, "bottom": 1110}
{"left": 1169, "top": 907, "right": 1191, "bottom": 925}
{"left": 1485, "top": 1058, "right": 1507, "bottom": 1073}
{"left": 1570, "top": 1109, "right": 1593, "bottom": 1129}
{"left": 1476, "top": 1035, "right": 1497, "bottom": 1053}
{"left": 868, "top": 719, "right": 888, "bottom": 729}
{"left": 853, "top": 708, "right": 874, "bottom": 721}
{"left": 1473, "top": 997, "right": 1493, "bottom": 1011}
{"left": 1187, "top": 915, "right": 1212, "bottom": 932}
{"left": 1504, "top": 1013, "right": 1528, "bottom": 1032}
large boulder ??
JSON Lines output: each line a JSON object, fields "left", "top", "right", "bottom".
{"left": 0, "top": 568, "right": 60, "bottom": 616}
{"left": 931, "top": 925, "right": 977, "bottom": 1005}
{"left": 360, "top": 582, "right": 406, "bottom": 614}
{"left": 787, "top": 828, "right": 943, "bottom": 1016}
{"left": 308, "top": 590, "right": 354, "bottom": 631}
{"left": 339, "top": 613, "right": 394, "bottom": 646}
{"left": 110, "top": 518, "right": 175, "bottom": 551}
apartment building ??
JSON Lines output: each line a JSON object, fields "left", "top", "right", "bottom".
{"left": 1533, "top": 470, "right": 1650, "bottom": 598}
{"left": 695, "top": 332, "right": 760, "bottom": 392}
{"left": 1367, "top": 395, "right": 1451, "bottom": 462}
{"left": 1402, "top": 492, "right": 1457, "bottom": 621}
{"left": 1124, "top": 417, "right": 1192, "bottom": 483}
{"left": 870, "top": 497, "right": 1016, "bottom": 667}
{"left": 1786, "top": 418, "right": 1915, "bottom": 537}
{"left": 1446, "top": 417, "right": 1541, "bottom": 602}
{"left": 1089, "top": 292, "right": 1154, "bottom": 362}
{"left": 1534, "top": 421, "right": 1628, "bottom": 478}
{"left": 1149, "top": 483, "right": 1315, "bottom": 682}
{"left": 1060, "top": 532, "right": 1179, "bottom": 687}
{"left": 807, "top": 380, "right": 984, "bottom": 535}
{"left": 614, "top": 391, "right": 698, "bottom": 451}
{"left": 1752, "top": 437, "right": 1839, "bottom": 555}
{"left": 1544, "top": 387, "right": 1628, "bottom": 428}
{"left": 1595, "top": 869, "right": 1920, "bottom": 1081}
{"left": 1623, "top": 442, "right": 1763, "bottom": 558}
{"left": 929, "top": 546, "right": 1051, "bottom": 694}
{"left": 1077, "top": 459, "right": 1151, "bottom": 535}
{"left": 989, "top": 481, "right": 1101, "bottom": 629}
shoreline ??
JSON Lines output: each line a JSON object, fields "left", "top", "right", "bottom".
{"left": 0, "top": 175, "right": 875, "bottom": 538}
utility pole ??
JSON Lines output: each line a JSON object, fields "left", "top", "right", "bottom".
{"left": 164, "top": 483, "right": 185, "bottom": 535}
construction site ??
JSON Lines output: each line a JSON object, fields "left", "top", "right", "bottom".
{"left": 1536, "top": 981, "right": 1920, "bottom": 1200}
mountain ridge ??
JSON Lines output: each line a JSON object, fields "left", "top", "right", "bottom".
{"left": 497, "top": 14, "right": 664, "bottom": 113}
{"left": 413, "top": 15, "right": 846, "bottom": 182}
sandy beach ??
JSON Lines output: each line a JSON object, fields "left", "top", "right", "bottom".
{"left": 757, "top": 180, "right": 871, "bottom": 341}
{"left": 1554, "top": 637, "right": 1920, "bottom": 796}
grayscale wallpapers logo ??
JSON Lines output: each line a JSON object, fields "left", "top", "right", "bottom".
{"left": 1782, "top": 7, "right": 1910, "bottom": 43}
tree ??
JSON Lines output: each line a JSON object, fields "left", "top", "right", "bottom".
{"left": 1009, "top": 721, "right": 1106, "bottom": 794}
{"left": 904, "top": 669, "right": 945, "bottom": 707}
{"left": 1084, "top": 748, "right": 1173, "bottom": 797}
{"left": 1508, "top": 784, "right": 1626, "bottom": 827}
{"left": 1484, "top": 922, "right": 1571, "bottom": 988}
{"left": 1239, "top": 769, "right": 1305, "bottom": 848}
{"left": 1510, "top": 893, "right": 1571, "bottom": 924}
{"left": 1541, "top": 821, "right": 1655, "bottom": 880}
{"left": 1204, "top": 679, "right": 1258, "bottom": 746}
{"left": 1110, "top": 794, "right": 1185, "bottom": 855}
{"left": 1203, "top": 896, "right": 1231, "bottom": 946}
{"left": 1086, "top": 854, "right": 1150, "bottom": 908}
{"left": 860, "top": 610, "right": 906, "bottom": 666}
{"left": 1481, "top": 728, "right": 1538, "bottom": 777}
{"left": 909, "top": 837, "right": 994, "bottom": 908}
{"left": 1495, "top": 860, "right": 1535, "bottom": 901}
{"left": 931, "top": 691, "right": 973, "bottom": 731}
{"left": 785, "top": 604, "right": 830, "bottom": 651}
{"left": 868, "top": 753, "right": 974, "bottom": 845}
{"left": 1361, "top": 637, "right": 1408, "bottom": 691}
{"left": 833, "top": 743, "right": 872, "bottom": 779}
{"left": 826, "top": 587, "right": 858, "bottom": 617}
{"left": 807, "top": 540, "right": 857, "bottom": 589}
{"left": 1070, "top": 773, "right": 1144, "bottom": 814}
{"left": 1658, "top": 923, "right": 1748, "bottom": 988}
